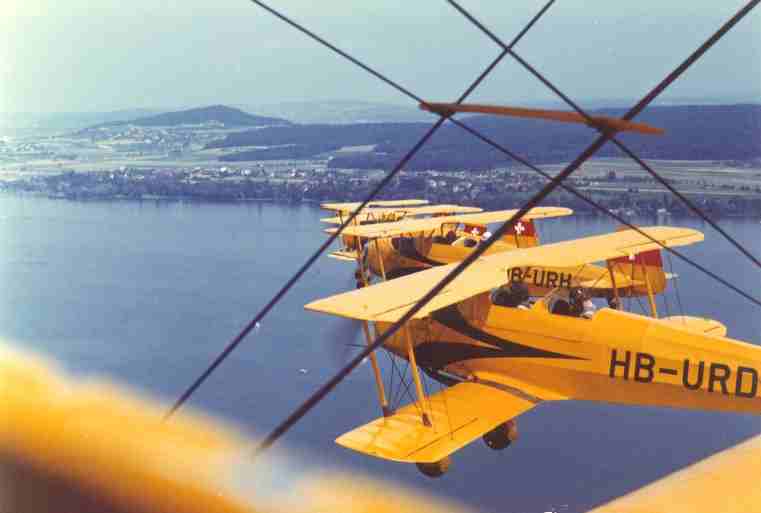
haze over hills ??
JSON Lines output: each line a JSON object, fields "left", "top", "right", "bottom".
{"left": 207, "top": 104, "right": 761, "bottom": 170}
{"left": 239, "top": 96, "right": 761, "bottom": 124}
{"left": 238, "top": 100, "right": 432, "bottom": 124}
{"left": 91, "top": 105, "right": 291, "bottom": 129}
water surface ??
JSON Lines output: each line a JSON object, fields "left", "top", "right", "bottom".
{"left": 1, "top": 196, "right": 759, "bottom": 512}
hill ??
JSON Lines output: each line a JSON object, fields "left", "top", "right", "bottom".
{"left": 93, "top": 105, "right": 291, "bottom": 128}
{"left": 237, "top": 100, "right": 431, "bottom": 124}
{"left": 208, "top": 104, "right": 761, "bottom": 169}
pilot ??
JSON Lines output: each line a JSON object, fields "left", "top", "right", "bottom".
{"left": 607, "top": 293, "right": 621, "bottom": 310}
{"left": 492, "top": 282, "right": 530, "bottom": 309}
{"left": 570, "top": 287, "right": 596, "bottom": 319}
{"left": 354, "top": 269, "right": 365, "bottom": 289}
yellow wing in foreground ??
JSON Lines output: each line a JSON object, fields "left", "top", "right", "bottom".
{"left": 305, "top": 226, "right": 703, "bottom": 322}
{"left": 321, "top": 199, "right": 428, "bottom": 213}
{"left": 589, "top": 433, "right": 761, "bottom": 513}
{"left": 320, "top": 204, "right": 482, "bottom": 224}
{"left": 336, "top": 382, "right": 537, "bottom": 463}
{"left": 327, "top": 206, "right": 573, "bottom": 238}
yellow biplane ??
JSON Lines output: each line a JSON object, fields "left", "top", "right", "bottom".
{"left": 320, "top": 199, "right": 483, "bottom": 260}
{"left": 306, "top": 226, "right": 761, "bottom": 477}
{"left": 328, "top": 207, "right": 674, "bottom": 303}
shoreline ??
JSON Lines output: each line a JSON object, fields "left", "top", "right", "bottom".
{"left": 2, "top": 190, "right": 758, "bottom": 220}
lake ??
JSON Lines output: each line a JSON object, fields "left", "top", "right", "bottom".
{"left": 1, "top": 195, "right": 759, "bottom": 512}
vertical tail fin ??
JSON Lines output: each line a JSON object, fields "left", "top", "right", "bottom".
{"left": 502, "top": 219, "right": 539, "bottom": 248}
{"left": 608, "top": 226, "right": 667, "bottom": 295}
{"left": 463, "top": 223, "right": 487, "bottom": 237}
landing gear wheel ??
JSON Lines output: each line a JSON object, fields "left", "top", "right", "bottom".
{"left": 415, "top": 456, "right": 451, "bottom": 478}
{"left": 482, "top": 420, "right": 518, "bottom": 451}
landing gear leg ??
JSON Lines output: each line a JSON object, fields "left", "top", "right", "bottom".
{"left": 415, "top": 456, "right": 451, "bottom": 478}
{"left": 482, "top": 419, "right": 518, "bottom": 450}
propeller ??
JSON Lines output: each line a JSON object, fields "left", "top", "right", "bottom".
{"left": 323, "top": 274, "right": 367, "bottom": 368}
{"left": 324, "top": 315, "right": 366, "bottom": 368}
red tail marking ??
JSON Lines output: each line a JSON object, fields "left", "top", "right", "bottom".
{"left": 611, "top": 249, "right": 663, "bottom": 267}
{"left": 506, "top": 219, "right": 536, "bottom": 237}
{"left": 463, "top": 224, "right": 486, "bottom": 236}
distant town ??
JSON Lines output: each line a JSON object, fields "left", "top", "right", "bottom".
{"left": 2, "top": 104, "right": 760, "bottom": 218}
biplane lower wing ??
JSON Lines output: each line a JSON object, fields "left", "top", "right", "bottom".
{"left": 335, "top": 382, "right": 538, "bottom": 463}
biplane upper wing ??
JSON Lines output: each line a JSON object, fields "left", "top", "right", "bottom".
{"left": 325, "top": 206, "right": 573, "bottom": 238}
{"left": 321, "top": 199, "right": 428, "bottom": 213}
{"left": 320, "top": 204, "right": 482, "bottom": 224}
{"left": 305, "top": 226, "right": 703, "bottom": 322}
{"left": 336, "top": 381, "right": 537, "bottom": 463}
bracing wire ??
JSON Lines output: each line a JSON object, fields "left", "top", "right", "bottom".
{"left": 165, "top": 0, "right": 557, "bottom": 419}
{"left": 446, "top": 0, "right": 761, "bottom": 270}
{"left": 250, "top": 0, "right": 760, "bottom": 454}
{"left": 255, "top": 0, "right": 761, "bottom": 306}
{"left": 447, "top": 119, "right": 761, "bottom": 307}
{"left": 169, "top": 0, "right": 760, "bottom": 437}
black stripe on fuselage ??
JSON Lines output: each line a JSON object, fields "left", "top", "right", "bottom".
{"left": 415, "top": 341, "right": 511, "bottom": 369}
{"left": 430, "top": 304, "right": 584, "bottom": 361}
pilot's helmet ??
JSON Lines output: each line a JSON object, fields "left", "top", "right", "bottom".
{"left": 570, "top": 287, "right": 588, "bottom": 303}
{"left": 510, "top": 281, "right": 530, "bottom": 303}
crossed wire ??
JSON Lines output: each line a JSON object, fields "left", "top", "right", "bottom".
{"left": 165, "top": 0, "right": 555, "bottom": 420}
{"left": 168, "top": 0, "right": 760, "bottom": 455}
{"left": 252, "top": 0, "right": 761, "bottom": 307}
{"left": 445, "top": 0, "right": 761, "bottom": 270}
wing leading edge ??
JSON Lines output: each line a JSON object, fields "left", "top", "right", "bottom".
{"left": 326, "top": 206, "right": 573, "bottom": 238}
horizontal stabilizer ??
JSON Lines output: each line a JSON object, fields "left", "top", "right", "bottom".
{"left": 661, "top": 316, "right": 727, "bottom": 337}
{"left": 420, "top": 103, "right": 665, "bottom": 135}
{"left": 335, "top": 382, "right": 537, "bottom": 463}
{"left": 328, "top": 250, "right": 360, "bottom": 262}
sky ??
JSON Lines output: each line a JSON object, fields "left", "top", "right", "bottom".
{"left": 2, "top": 0, "right": 759, "bottom": 113}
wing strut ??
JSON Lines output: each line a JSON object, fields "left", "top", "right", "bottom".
{"left": 404, "top": 324, "right": 432, "bottom": 427}
{"left": 355, "top": 233, "right": 391, "bottom": 417}
{"left": 642, "top": 260, "right": 659, "bottom": 318}
{"left": 373, "top": 239, "right": 388, "bottom": 281}
{"left": 606, "top": 260, "right": 621, "bottom": 309}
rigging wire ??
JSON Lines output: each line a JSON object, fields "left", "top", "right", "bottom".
{"left": 251, "top": 1, "right": 760, "bottom": 454}
{"left": 165, "top": 117, "right": 447, "bottom": 419}
{"left": 253, "top": 125, "right": 640, "bottom": 454}
{"left": 257, "top": 0, "right": 761, "bottom": 305}
{"left": 446, "top": 119, "right": 761, "bottom": 307}
{"left": 446, "top": 0, "right": 761, "bottom": 269}
{"left": 169, "top": 0, "right": 760, "bottom": 435}
{"left": 165, "top": 0, "right": 557, "bottom": 419}
{"left": 253, "top": 0, "right": 760, "bottom": 305}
